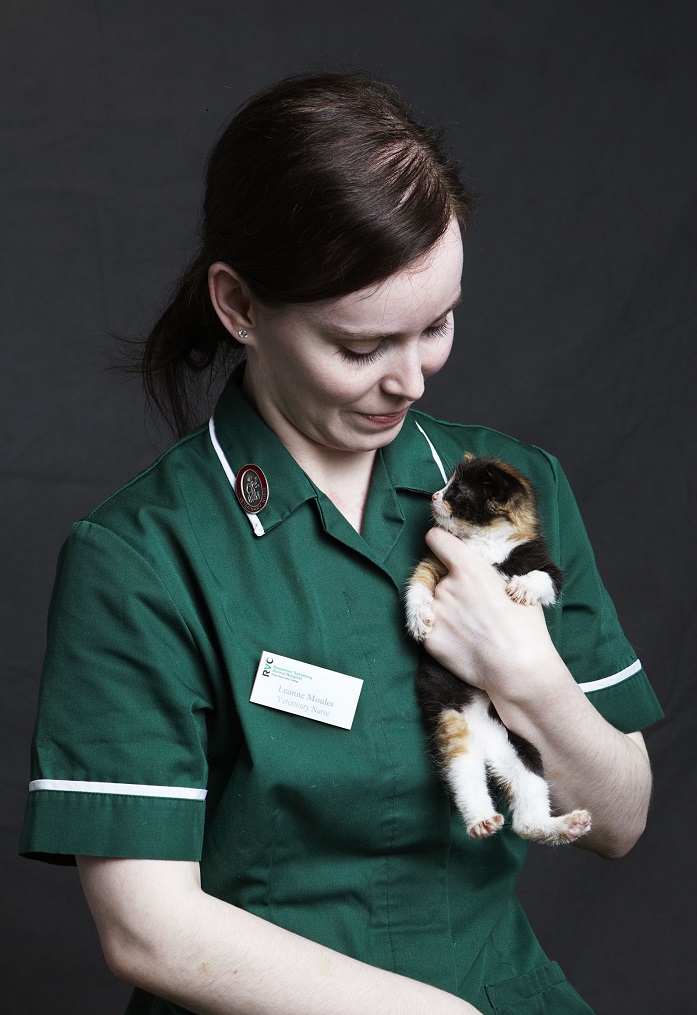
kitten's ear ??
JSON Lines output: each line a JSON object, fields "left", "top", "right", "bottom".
{"left": 463, "top": 451, "right": 475, "bottom": 462}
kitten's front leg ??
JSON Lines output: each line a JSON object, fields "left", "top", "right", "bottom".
{"left": 405, "top": 555, "right": 446, "bottom": 641}
{"left": 505, "top": 570, "right": 557, "bottom": 607}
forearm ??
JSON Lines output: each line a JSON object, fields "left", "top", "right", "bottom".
{"left": 420, "top": 530, "right": 653, "bottom": 859}
{"left": 488, "top": 658, "right": 652, "bottom": 858}
{"left": 78, "top": 857, "right": 480, "bottom": 1015}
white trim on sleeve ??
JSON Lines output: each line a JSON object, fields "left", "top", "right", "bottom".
{"left": 414, "top": 420, "right": 448, "bottom": 484}
{"left": 578, "top": 659, "right": 642, "bottom": 693}
{"left": 28, "top": 780, "right": 207, "bottom": 800}
{"left": 209, "top": 417, "right": 265, "bottom": 537}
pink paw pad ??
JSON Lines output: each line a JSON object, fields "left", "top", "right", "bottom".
{"left": 561, "top": 810, "right": 592, "bottom": 840}
{"left": 468, "top": 814, "right": 504, "bottom": 839}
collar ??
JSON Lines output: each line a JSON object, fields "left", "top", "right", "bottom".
{"left": 381, "top": 409, "right": 455, "bottom": 494}
{"left": 210, "top": 367, "right": 318, "bottom": 537}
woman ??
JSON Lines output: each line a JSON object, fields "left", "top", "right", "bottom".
{"left": 20, "top": 73, "right": 662, "bottom": 1014}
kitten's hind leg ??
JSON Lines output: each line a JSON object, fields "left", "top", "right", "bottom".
{"left": 436, "top": 704, "right": 504, "bottom": 839}
{"left": 511, "top": 776, "right": 591, "bottom": 845}
{"left": 485, "top": 727, "right": 592, "bottom": 845}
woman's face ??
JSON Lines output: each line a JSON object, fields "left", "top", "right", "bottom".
{"left": 243, "top": 218, "right": 464, "bottom": 457}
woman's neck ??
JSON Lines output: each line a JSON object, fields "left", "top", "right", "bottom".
{"left": 242, "top": 370, "right": 377, "bottom": 533}
{"left": 271, "top": 426, "right": 376, "bottom": 532}
{"left": 295, "top": 447, "right": 377, "bottom": 534}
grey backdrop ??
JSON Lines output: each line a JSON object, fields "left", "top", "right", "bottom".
{"left": 2, "top": 2, "right": 695, "bottom": 1012}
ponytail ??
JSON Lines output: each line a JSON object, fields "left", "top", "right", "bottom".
{"left": 141, "top": 255, "right": 243, "bottom": 438}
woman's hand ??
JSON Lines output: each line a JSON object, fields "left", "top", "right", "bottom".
{"left": 422, "top": 526, "right": 653, "bottom": 859}
{"left": 423, "top": 527, "right": 560, "bottom": 700}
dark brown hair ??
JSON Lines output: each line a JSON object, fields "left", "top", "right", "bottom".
{"left": 142, "top": 72, "right": 477, "bottom": 435}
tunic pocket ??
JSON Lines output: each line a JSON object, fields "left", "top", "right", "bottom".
{"left": 484, "top": 960, "right": 594, "bottom": 1014}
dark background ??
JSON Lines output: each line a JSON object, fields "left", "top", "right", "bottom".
{"left": 2, "top": 2, "right": 695, "bottom": 1012}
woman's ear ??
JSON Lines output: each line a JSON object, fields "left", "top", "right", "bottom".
{"left": 208, "top": 262, "right": 256, "bottom": 345}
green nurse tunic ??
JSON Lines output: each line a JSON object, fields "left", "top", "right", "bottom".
{"left": 20, "top": 369, "right": 663, "bottom": 1014}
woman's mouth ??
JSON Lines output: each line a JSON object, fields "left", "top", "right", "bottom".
{"left": 357, "top": 407, "right": 409, "bottom": 427}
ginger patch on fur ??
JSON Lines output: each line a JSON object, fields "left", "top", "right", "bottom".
{"left": 436, "top": 709, "right": 471, "bottom": 765}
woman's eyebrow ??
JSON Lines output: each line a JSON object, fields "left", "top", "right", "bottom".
{"left": 324, "top": 288, "right": 463, "bottom": 341}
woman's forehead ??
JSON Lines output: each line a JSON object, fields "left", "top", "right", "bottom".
{"left": 315, "top": 220, "right": 463, "bottom": 333}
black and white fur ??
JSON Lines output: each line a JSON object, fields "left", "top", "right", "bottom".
{"left": 405, "top": 454, "right": 591, "bottom": 845}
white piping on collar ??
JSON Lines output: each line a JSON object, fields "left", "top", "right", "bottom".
{"left": 414, "top": 419, "right": 448, "bottom": 485}
{"left": 209, "top": 417, "right": 266, "bottom": 537}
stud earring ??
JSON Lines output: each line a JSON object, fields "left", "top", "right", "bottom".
{"left": 238, "top": 329, "right": 248, "bottom": 339}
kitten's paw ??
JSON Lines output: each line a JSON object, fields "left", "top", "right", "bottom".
{"left": 467, "top": 813, "right": 505, "bottom": 839}
{"left": 405, "top": 584, "right": 435, "bottom": 641}
{"left": 506, "top": 570, "right": 556, "bottom": 607}
{"left": 559, "top": 809, "right": 592, "bottom": 841}
{"left": 515, "top": 809, "right": 592, "bottom": 846}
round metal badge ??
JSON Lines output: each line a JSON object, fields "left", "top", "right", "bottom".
{"left": 235, "top": 464, "right": 269, "bottom": 513}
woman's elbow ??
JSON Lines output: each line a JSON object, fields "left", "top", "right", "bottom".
{"left": 599, "top": 741, "right": 654, "bottom": 859}
{"left": 599, "top": 817, "right": 647, "bottom": 860}
{"left": 588, "top": 799, "right": 650, "bottom": 859}
{"left": 77, "top": 856, "right": 201, "bottom": 992}
{"left": 101, "top": 939, "right": 136, "bottom": 985}
{"left": 96, "top": 917, "right": 163, "bottom": 988}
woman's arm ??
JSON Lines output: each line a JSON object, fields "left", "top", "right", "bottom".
{"left": 423, "top": 527, "right": 653, "bottom": 860}
{"left": 77, "top": 856, "right": 481, "bottom": 1015}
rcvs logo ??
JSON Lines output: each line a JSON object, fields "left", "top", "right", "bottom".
{"left": 235, "top": 464, "right": 268, "bottom": 513}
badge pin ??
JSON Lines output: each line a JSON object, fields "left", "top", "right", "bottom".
{"left": 235, "top": 464, "right": 269, "bottom": 513}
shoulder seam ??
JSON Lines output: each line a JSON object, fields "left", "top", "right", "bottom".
{"left": 409, "top": 410, "right": 561, "bottom": 476}
{"left": 82, "top": 426, "right": 207, "bottom": 520}
{"left": 70, "top": 519, "right": 199, "bottom": 656}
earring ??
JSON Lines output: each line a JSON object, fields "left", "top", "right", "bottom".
{"left": 238, "top": 329, "right": 248, "bottom": 339}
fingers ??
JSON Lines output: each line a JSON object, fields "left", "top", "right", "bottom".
{"left": 420, "top": 529, "right": 555, "bottom": 693}
{"left": 424, "top": 527, "right": 503, "bottom": 584}
{"left": 424, "top": 526, "right": 466, "bottom": 570}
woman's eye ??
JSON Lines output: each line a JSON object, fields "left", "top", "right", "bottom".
{"left": 337, "top": 314, "right": 452, "bottom": 365}
{"left": 338, "top": 345, "right": 385, "bottom": 365}
{"left": 424, "top": 317, "right": 452, "bottom": 339}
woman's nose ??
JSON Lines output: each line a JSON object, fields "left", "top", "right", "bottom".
{"left": 381, "top": 347, "right": 425, "bottom": 401}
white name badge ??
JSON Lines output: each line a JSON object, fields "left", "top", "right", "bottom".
{"left": 251, "top": 651, "right": 363, "bottom": 730}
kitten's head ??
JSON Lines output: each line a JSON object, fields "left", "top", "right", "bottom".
{"left": 431, "top": 454, "right": 539, "bottom": 540}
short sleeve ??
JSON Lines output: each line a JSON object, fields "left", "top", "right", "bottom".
{"left": 20, "top": 520, "right": 211, "bottom": 864}
{"left": 549, "top": 460, "right": 663, "bottom": 733}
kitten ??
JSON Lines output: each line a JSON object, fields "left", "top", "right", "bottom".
{"left": 405, "top": 454, "right": 591, "bottom": 845}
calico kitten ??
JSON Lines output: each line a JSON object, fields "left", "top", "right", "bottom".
{"left": 405, "top": 454, "right": 591, "bottom": 845}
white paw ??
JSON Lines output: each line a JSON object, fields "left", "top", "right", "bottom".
{"left": 556, "top": 809, "right": 592, "bottom": 842}
{"left": 515, "top": 809, "right": 592, "bottom": 846}
{"left": 506, "top": 570, "right": 556, "bottom": 607}
{"left": 467, "top": 813, "right": 505, "bottom": 839}
{"left": 405, "top": 585, "right": 435, "bottom": 641}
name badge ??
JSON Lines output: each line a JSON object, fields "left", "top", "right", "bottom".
{"left": 251, "top": 651, "right": 363, "bottom": 730}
